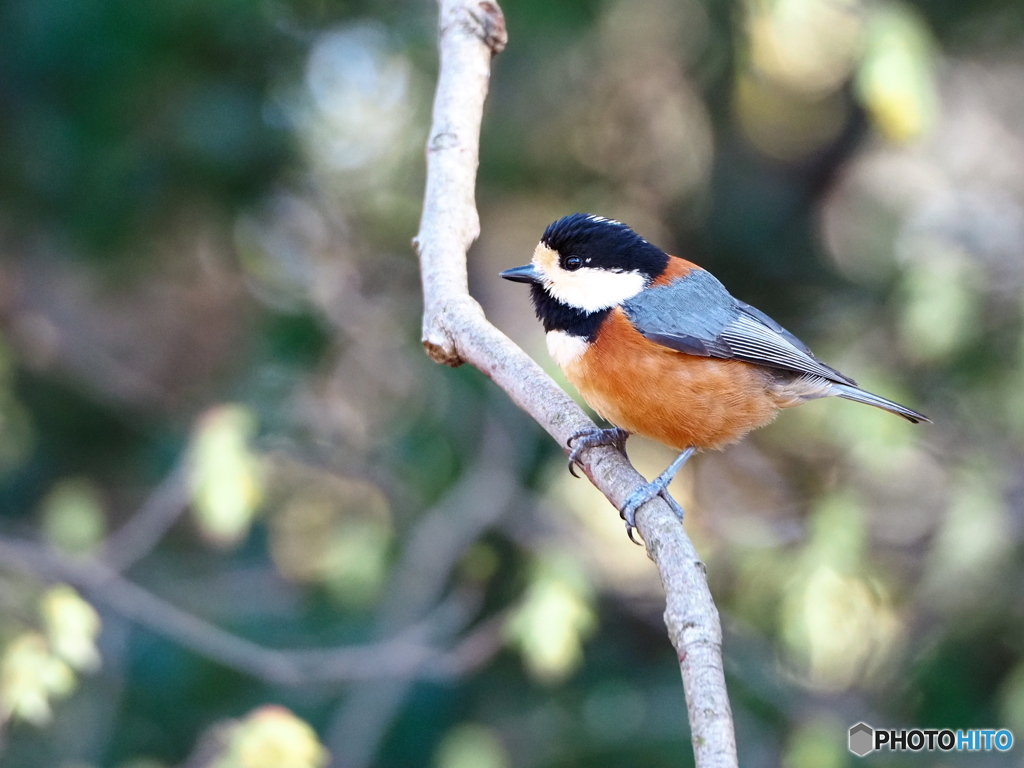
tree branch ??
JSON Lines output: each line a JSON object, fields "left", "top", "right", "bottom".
{"left": 102, "top": 459, "right": 192, "bottom": 572}
{"left": 413, "top": 2, "right": 738, "bottom": 766}
{"left": 0, "top": 536, "right": 503, "bottom": 686}
{"left": 323, "top": 416, "right": 519, "bottom": 768}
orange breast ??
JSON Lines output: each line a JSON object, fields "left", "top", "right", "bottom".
{"left": 562, "top": 309, "right": 781, "bottom": 450}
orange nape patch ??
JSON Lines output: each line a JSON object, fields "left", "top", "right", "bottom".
{"left": 562, "top": 309, "right": 781, "bottom": 450}
{"left": 651, "top": 255, "right": 700, "bottom": 286}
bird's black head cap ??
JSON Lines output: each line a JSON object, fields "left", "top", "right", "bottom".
{"left": 541, "top": 214, "right": 669, "bottom": 279}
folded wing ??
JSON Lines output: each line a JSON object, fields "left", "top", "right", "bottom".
{"left": 623, "top": 268, "right": 856, "bottom": 386}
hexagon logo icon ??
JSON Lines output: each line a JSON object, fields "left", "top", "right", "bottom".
{"left": 849, "top": 722, "right": 874, "bottom": 757}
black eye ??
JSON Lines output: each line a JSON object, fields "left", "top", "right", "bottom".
{"left": 563, "top": 255, "right": 583, "bottom": 271}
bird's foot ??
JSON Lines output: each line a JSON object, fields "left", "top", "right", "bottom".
{"left": 619, "top": 447, "right": 696, "bottom": 544}
{"left": 566, "top": 427, "right": 628, "bottom": 478}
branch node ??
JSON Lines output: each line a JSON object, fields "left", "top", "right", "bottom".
{"left": 422, "top": 294, "right": 487, "bottom": 366}
{"left": 429, "top": 130, "right": 461, "bottom": 152}
{"left": 476, "top": 2, "right": 508, "bottom": 54}
{"left": 415, "top": 2, "right": 737, "bottom": 763}
{"left": 422, "top": 312, "right": 463, "bottom": 365}
{"left": 443, "top": 1, "right": 508, "bottom": 55}
{"left": 423, "top": 337, "right": 465, "bottom": 367}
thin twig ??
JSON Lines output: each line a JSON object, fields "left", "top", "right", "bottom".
{"left": 413, "top": 2, "right": 738, "bottom": 766}
{"left": 0, "top": 536, "right": 504, "bottom": 686}
{"left": 324, "top": 417, "right": 519, "bottom": 768}
{"left": 102, "top": 459, "right": 192, "bottom": 572}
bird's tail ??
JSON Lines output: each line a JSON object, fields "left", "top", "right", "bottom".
{"left": 830, "top": 384, "right": 931, "bottom": 424}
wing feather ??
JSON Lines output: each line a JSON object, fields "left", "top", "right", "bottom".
{"left": 622, "top": 268, "right": 856, "bottom": 386}
{"left": 719, "top": 314, "right": 855, "bottom": 385}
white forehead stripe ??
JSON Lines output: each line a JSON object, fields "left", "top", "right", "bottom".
{"left": 581, "top": 215, "right": 650, "bottom": 245}
{"left": 543, "top": 266, "right": 647, "bottom": 313}
{"left": 546, "top": 331, "right": 590, "bottom": 369}
{"left": 584, "top": 214, "right": 623, "bottom": 226}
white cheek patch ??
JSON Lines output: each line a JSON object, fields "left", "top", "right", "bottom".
{"left": 543, "top": 267, "right": 647, "bottom": 313}
{"left": 546, "top": 330, "right": 590, "bottom": 369}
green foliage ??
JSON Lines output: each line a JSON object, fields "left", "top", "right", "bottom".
{"left": 0, "top": 633, "right": 75, "bottom": 727}
{"left": 506, "top": 553, "right": 596, "bottom": 682}
{"left": 856, "top": 3, "right": 937, "bottom": 142}
{"left": 41, "top": 478, "right": 107, "bottom": 555}
{"left": 0, "top": 0, "right": 1023, "bottom": 765}
{"left": 0, "top": 586, "right": 100, "bottom": 728}
{"left": 211, "top": 706, "right": 329, "bottom": 768}
{"left": 189, "top": 404, "right": 264, "bottom": 547}
{"left": 0, "top": 0, "right": 294, "bottom": 255}
{"left": 434, "top": 723, "right": 510, "bottom": 768}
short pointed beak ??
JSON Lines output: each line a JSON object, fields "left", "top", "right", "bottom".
{"left": 500, "top": 264, "right": 542, "bottom": 284}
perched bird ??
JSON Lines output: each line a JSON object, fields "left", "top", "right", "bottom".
{"left": 501, "top": 213, "right": 929, "bottom": 541}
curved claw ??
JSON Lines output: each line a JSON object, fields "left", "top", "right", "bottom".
{"left": 621, "top": 488, "right": 687, "bottom": 543}
{"left": 617, "top": 447, "right": 696, "bottom": 541}
{"left": 620, "top": 486, "right": 679, "bottom": 541}
{"left": 565, "top": 427, "right": 628, "bottom": 478}
{"left": 620, "top": 483, "right": 659, "bottom": 531}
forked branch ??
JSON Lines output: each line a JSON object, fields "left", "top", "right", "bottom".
{"left": 413, "top": 1, "right": 738, "bottom": 766}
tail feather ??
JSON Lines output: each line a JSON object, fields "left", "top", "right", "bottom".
{"left": 830, "top": 384, "right": 931, "bottom": 424}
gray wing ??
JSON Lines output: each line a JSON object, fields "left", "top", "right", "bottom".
{"left": 622, "top": 269, "right": 856, "bottom": 385}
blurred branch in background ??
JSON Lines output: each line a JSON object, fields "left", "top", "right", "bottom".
{"left": 0, "top": 423, "right": 521, "bottom": 696}
{"left": 0, "top": 536, "right": 502, "bottom": 687}
{"left": 414, "top": 1, "right": 737, "bottom": 766}
{"left": 2, "top": 0, "right": 1024, "bottom": 763}
{"left": 324, "top": 416, "right": 520, "bottom": 767}
{"left": 101, "top": 460, "right": 192, "bottom": 573}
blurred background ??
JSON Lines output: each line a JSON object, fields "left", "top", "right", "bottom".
{"left": 0, "top": 0, "right": 1023, "bottom": 765}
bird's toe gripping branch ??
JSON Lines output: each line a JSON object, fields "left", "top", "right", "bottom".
{"left": 566, "top": 427, "right": 629, "bottom": 478}
{"left": 619, "top": 447, "right": 696, "bottom": 544}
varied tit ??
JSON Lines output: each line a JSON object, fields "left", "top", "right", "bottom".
{"left": 501, "top": 213, "right": 929, "bottom": 542}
